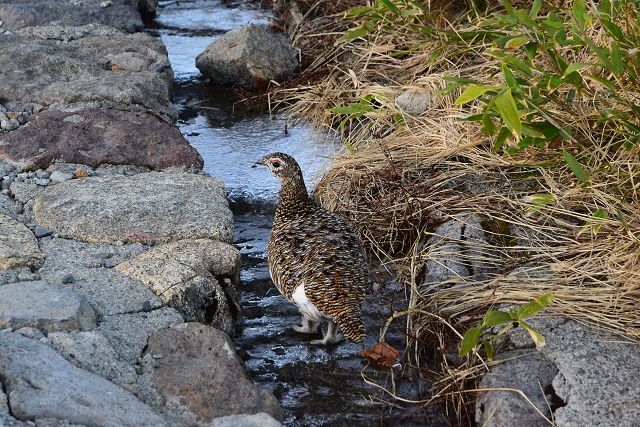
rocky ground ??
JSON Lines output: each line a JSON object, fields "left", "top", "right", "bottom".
{"left": 424, "top": 215, "right": 640, "bottom": 426}
{"left": 0, "top": 1, "right": 281, "bottom": 425}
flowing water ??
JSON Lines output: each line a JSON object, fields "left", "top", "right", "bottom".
{"left": 151, "top": 1, "right": 446, "bottom": 425}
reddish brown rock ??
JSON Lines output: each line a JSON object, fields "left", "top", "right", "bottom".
{"left": 0, "top": 110, "right": 203, "bottom": 171}
{"left": 137, "top": 323, "right": 281, "bottom": 425}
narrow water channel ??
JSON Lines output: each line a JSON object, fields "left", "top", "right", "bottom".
{"left": 150, "top": 1, "right": 446, "bottom": 425}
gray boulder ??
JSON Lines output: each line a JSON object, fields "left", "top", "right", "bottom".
{"left": 476, "top": 349, "right": 558, "bottom": 426}
{"left": 0, "top": 110, "right": 203, "bottom": 171}
{"left": 0, "top": 332, "right": 165, "bottom": 426}
{"left": 137, "top": 323, "right": 281, "bottom": 425}
{"left": 0, "top": 213, "right": 44, "bottom": 270}
{"left": 0, "top": 29, "right": 176, "bottom": 123}
{"left": 33, "top": 171, "right": 234, "bottom": 245}
{"left": 116, "top": 239, "right": 241, "bottom": 333}
{"left": 0, "top": 281, "right": 97, "bottom": 332}
{"left": 476, "top": 318, "right": 640, "bottom": 427}
{"left": 0, "top": 0, "right": 143, "bottom": 33}
{"left": 196, "top": 24, "right": 299, "bottom": 91}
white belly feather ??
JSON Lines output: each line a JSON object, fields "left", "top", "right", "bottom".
{"left": 292, "top": 284, "right": 324, "bottom": 321}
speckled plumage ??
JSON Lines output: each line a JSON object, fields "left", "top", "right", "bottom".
{"left": 257, "top": 152, "right": 369, "bottom": 344}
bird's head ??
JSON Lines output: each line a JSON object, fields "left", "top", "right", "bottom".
{"left": 254, "top": 152, "right": 303, "bottom": 182}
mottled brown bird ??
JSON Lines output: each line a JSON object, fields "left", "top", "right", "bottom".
{"left": 255, "top": 152, "right": 369, "bottom": 345}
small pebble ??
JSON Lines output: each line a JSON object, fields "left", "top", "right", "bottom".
{"left": 49, "top": 170, "right": 74, "bottom": 183}
{"left": 62, "top": 274, "right": 75, "bottom": 284}
{"left": 142, "top": 300, "right": 153, "bottom": 312}
{"left": 35, "top": 170, "right": 50, "bottom": 179}
{"left": 17, "top": 115, "right": 27, "bottom": 125}
{"left": 33, "top": 104, "right": 45, "bottom": 113}
{"left": 0, "top": 118, "right": 19, "bottom": 131}
{"left": 100, "top": 0, "right": 113, "bottom": 7}
{"left": 35, "top": 178, "right": 50, "bottom": 186}
{"left": 34, "top": 226, "right": 53, "bottom": 238}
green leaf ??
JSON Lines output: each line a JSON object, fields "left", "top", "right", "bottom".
{"left": 481, "top": 114, "right": 497, "bottom": 135}
{"left": 335, "top": 26, "right": 369, "bottom": 44}
{"left": 519, "top": 320, "right": 546, "bottom": 347}
{"left": 494, "top": 89, "right": 522, "bottom": 141}
{"left": 505, "top": 36, "right": 529, "bottom": 49}
{"left": 345, "top": 6, "right": 374, "bottom": 19}
{"left": 459, "top": 326, "right": 482, "bottom": 356}
{"left": 379, "top": 0, "right": 400, "bottom": 14}
{"left": 454, "top": 85, "right": 497, "bottom": 105}
{"left": 502, "top": 63, "right": 519, "bottom": 89}
{"left": 483, "top": 339, "right": 495, "bottom": 361}
{"left": 528, "top": 193, "right": 555, "bottom": 207}
{"left": 562, "top": 150, "right": 589, "bottom": 183}
{"left": 593, "top": 209, "right": 609, "bottom": 219}
{"left": 572, "top": 0, "right": 587, "bottom": 29}
{"left": 562, "top": 63, "right": 591, "bottom": 78}
{"left": 517, "top": 293, "right": 554, "bottom": 319}
{"left": 482, "top": 310, "right": 512, "bottom": 327}
{"left": 529, "top": 0, "right": 542, "bottom": 19}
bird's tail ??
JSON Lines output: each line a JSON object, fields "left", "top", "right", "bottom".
{"left": 335, "top": 309, "right": 366, "bottom": 343}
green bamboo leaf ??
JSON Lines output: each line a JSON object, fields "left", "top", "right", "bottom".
{"left": 502, "top": 63, "right": 519, "bottom": 89}
{"left": 562, "top": 150, "right": 589, "bottom": 182}
{"left": 529, "top": 0, "right": 542, "bottom": 19}
{"left": 494, "top": 89, "right": 522, "bottom": 141}
{"left": 505, "top": 36, "right": 529, "bottom": 49}
{"left": 572, "top": 0, "right": 587, "bottom": 29}
{"left": 459, "top": 326, "right": 482, "bottom": 356}
{"left": 483, "top": 340, "right": 495, "bottom": 361}
{"left": 517, "top": 293, "right": 554, "bottom": 319}
{"left": 562, "top": 63, "right": 591, "bottom": 78}
{"left": 519, "top": 320, "right": 546, "bottom": 347}
{"left": 528, "top": 193, "right": 555, "bottom": 207}
{"left": 454, "top": 85, "right": 496, "bottom": 105}
{"left": 379, "top": 0, "right": 400, "bottom": 14}
{"left": 482, "top": 310, "right": 513, "bottom": 328}
{"left": 335, "top": 26, "right": 369, "bottom": 44}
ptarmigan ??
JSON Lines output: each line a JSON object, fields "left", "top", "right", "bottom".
{"left": 255, "top": 152, "right": 369, "bottom": 345}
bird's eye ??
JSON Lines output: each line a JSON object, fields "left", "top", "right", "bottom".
{"left": 271, "top": 161, "right": 281, "bottom": 168}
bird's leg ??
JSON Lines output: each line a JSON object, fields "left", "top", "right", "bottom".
{"left": 310, "top": 320, "right": 345, "bottom": 345}
{"left": 292, "top": 314, "right": 320, "bottom": 334}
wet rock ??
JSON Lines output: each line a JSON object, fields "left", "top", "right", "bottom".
{"left": 33, "top": 171, "right": 233, "bottom": 245}
{"left": 48, "top": 330, "right": 138, "bottom": 384}
{"left": 38, "top": 238, "right": 161, "bottom": 317}
{"left": 209, "top": 413, "right": 282, "bottom": 427}
{"left": 136, "top": 0, "right": 158, "bottom": 19}
{"left": 0, "top": 30, "right": 176, "bottom": 122}
{"left": 116, "top": 239, "right": 242, "bottom": 333}
{"left": 0, "top": 110, "right": 203, "bottom": 171}
{"left": 478, "top": 318, "right": 640, "bottom": 426}
{"left": 476, "top": 349, "right": 558, "bottom": 426}
{"left": 196, "top": 24, "right": 298, "bottom": 91}
{"left": 137, "top": 323, "right": 281, "bottom": 425}
{"left": 97, "top": 307, "right": 184, "bottom": 364}
{"left": 0, "top": 0, "right": 143, "bottom": 33}
{"left": 0, "top": 332, "right": 165, "bottom": 426}
{"left": 0, "top": 281, "right": 97, "bottom": 332}
{"left": 395, "top": 89, "right": 434, "bottom": 116}
{"left": 0, "top": 213, "right": 44, "bottom": 270}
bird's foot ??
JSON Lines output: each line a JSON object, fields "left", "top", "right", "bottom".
{"left": 292, "top": 316, "right": 320, "bottom": 334}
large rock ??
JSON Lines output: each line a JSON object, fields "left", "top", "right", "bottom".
{"left": 33, "top": 171, "right": 234, "bottom": 244}
{"left": 477, "top": 318, "right": 640, "bottom": 427}
{"left": 116, "top": 239, "right": 241, "bottom": 333}
{"left": 476, "top": 349, "right": 558, "bottom": 426}
{"left": 138, "top": 323, "right": 281, "bottom": 425}
{"left": 196, "top": 24, "right": 299, "bottom": 91}
{"left": 48, "top": 330, "right": 138, "bottom": 385}
{"left": 0, "top": 332, "right": 165, "bottom": 426}
{"left": 0, "top": 0, "right": 143, "bottom": 33}
{"left": 38, "top": 237, "right": 163, "bottom": 317}
{"left": 1, "top": 385, "right": 26, "bottom": 427}
{"left": 0, "top": 213, "right": 44, "bottom": 270}
{"left": 0, "top": 29, "right": 175, "bottom": 122}
{"left": 0, "top": 110, "right": 203, "bottom": 171}
{"left": 0, "top": 281, "right": 97, "bottom": 332}
{"left": 97, "top": 307, "right": 184, "bottom": 364}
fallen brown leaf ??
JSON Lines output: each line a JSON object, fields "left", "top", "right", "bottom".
{"left": 360, "top": 341, "right": 400, "bottom": 368}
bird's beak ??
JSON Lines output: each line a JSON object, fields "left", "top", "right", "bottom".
{"left": 252, "top": 158, "right": 265, "bottom": 168}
